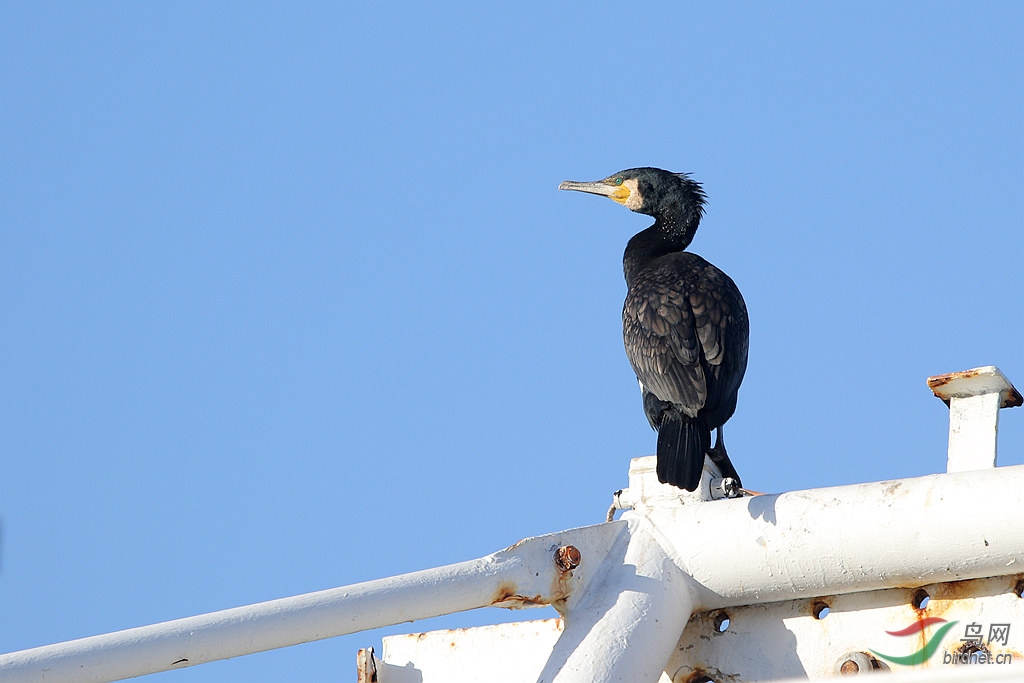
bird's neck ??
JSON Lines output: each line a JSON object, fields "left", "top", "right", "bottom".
{"left": 623, "top": 217, "right": 697, "bottom": 284}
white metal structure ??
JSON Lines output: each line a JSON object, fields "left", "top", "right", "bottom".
{"left": 2, "top": 366, "right": 1022, "bottom": 682}
{"left": 928, "top": 365, "right": 1020, "bottom": 472}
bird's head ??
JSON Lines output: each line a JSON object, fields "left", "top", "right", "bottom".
{"left": 559, "top": 167, "right": 706, "bottom": 228}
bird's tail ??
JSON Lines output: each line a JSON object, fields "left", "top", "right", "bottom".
{"left": 656, "top": 413, "right": 711, "bottom": 491}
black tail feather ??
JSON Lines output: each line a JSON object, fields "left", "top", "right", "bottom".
{"left": 656, "top": 414, "right": 711, "bottom": 491}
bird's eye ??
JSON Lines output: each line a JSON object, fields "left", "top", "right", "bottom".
{"left": 614, "top": 178, "right": 623, "bottom": 186}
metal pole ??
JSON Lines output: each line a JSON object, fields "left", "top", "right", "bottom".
{"left": 927, "top": 365, "right": 1023, "bottom": 472}
{"left": 634, "top": 464, "right": 1024, "bottom": 610}
{"left": 0, "top": 527, "right": 603, "bottom": 683}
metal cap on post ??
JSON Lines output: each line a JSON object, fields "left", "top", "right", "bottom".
{"left": 927, "top": 366, "right": 1022, "bottom": 473}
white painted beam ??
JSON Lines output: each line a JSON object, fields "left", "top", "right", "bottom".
{"left": 625, "top": 461, "right": 1024, "bottom": 610}
{"left": 542, "top": 515, "right": 694, "bottom": 683}
{"left": 0, "top": 526, "right": 617, "bottom": 683}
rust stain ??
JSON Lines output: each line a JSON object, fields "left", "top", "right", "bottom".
{"left": 927, "top": 368, "right": 981, "bottom": 390}
{"left": 555, "top": 545, "right": 581, "bottom": 572}
{"left": 927, "top": 368, "right": 1023, "bottom": 407}
{"left": 934, "top": 578, "right": 980, "bottom": 601}
{"left": 550, "top": 550, "right": 579, "bottom": 613}
{"left": 911, "top": 589, "right": 932, "bottom": 655}
{"left": 881, "top": 578, "right": 1024, "bottom": 668}
{"left": 917, "top": 580, "right": 991, "bottom": 662}
{"left": 678, "top": 666, "right": 740, "bottom": 683}
{"left": 356, "top": 648, "right": 377, "bottom": 683}
{"left": 927, "top": 574, "right": 1024, "bottom": 605}
{"left": 811, "top": 600, "right": 830, "bottom": 620}
{"left": 490, "top": 580, "right": 518, "bottom": 604}
{"left": 491, "top": 546, "right": 581, "bottom": 612}
{"left": 490, "top": 580, "right": 547, "bottom": 609}
{"left": 503, "top": 538, "right": 530, "bottom": 552}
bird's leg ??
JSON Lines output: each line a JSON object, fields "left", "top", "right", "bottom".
{"left": 706, "top": 426, "right": 743, "bottom": 489}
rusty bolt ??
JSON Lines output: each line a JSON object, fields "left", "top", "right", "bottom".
{"left": 836, "top": 651, "right": 883, "bottom": 675}
{"left": 554, "top": 545, "right": 581, "bottom": 572}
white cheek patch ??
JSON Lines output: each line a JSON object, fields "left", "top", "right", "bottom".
{"left": 623, "top": 178, "right": 643, "bottom": 211}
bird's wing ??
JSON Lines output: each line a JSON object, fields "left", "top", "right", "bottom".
{"left": 623, "top": 257, "right": 746, "bottom": 416}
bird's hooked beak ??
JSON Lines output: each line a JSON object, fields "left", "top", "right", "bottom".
{"left": 558, "top": 178, "right": 633, "bottom": 205}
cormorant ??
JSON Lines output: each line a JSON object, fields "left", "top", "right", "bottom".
{"left": 559, "top": 168, "right": 748, "bottom": 492}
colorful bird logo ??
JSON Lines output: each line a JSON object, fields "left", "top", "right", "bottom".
{"left": 871, "top": 617, "right": 958, "bottom": 666}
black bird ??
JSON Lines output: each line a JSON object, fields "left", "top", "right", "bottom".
{"left": 559, "top": 168, "right": 748, "bottom": 492}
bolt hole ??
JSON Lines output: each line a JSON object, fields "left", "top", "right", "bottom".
{"left": 953, "top": 640, "right": 991, "bottom": 663}
{"left": 690, "top": 676, "right": 715, "bottom": 683}
{"left": 713, "top": 612, "right": 730, "bottom": 633}
{"left": 813, "top": 602, "right": 830, "bottom": 619}
{"left": 912, "top": 589, "right": 930, "bottom": 610}
{"left": 1015, "top": 579, "right": 1024, "bottom": 599}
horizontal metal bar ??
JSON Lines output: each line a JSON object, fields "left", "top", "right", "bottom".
{"left": 636, "top": 463, "right": 1024, "bottom": 610}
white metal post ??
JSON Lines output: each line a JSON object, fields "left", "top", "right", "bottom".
{"left": 927, "top": 365, "right": 1022, "bottom": 472}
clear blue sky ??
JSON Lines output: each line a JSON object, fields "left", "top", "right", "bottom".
{"left": 2, "top": 2, "right": 1022, "bottom": 680}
